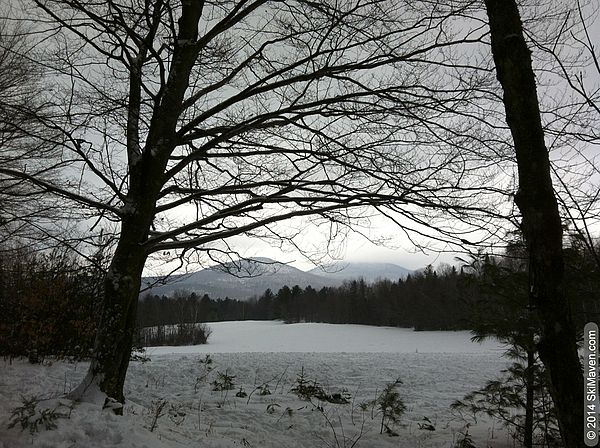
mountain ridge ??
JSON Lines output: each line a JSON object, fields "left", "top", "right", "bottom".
{"left": 309, "top": 261, "right": 412, "bottom": 283}
{"left": 141, "top": 258, "right": 413, "bottom": 300}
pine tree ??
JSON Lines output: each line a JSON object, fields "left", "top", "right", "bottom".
{"left": 458, "top": 250, "right": 557, "bottom": 447}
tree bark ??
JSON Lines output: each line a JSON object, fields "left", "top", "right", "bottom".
{"left": 67, "top": 214, "right": 152, "bottom": 410}
{"left": 483, "top": 1, "right": 583, "bottom": 447}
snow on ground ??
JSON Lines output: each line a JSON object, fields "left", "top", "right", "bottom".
{"left": 0, "top": 321, "right": 513, "bottom": 448}
{"left": 147, "top": 320, "right": 504, "bottom": 354}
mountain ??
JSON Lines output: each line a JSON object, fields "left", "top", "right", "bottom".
{"left": 141, "top": 258, "right": 334, "bottom": 300}
{"left": 308, "top": 261, "right": 412, "bottom": 283}
{"left": 141, "top": 258, "right": 413, "bottom": 300}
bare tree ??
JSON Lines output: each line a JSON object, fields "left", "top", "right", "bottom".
{"left": 0, "top": 16, "right": 55, "bottom": 244}
{"left": 0, "top": 10, "right": 102, "bottom": 260}
{"left": 530, "top": 0, "right": 600, "bottom": 268}
{"left": 0, "top": 0, "right": 516, "bottom": 408}
{"left": 483, "top": 1, "right": 584, "bottom": 446}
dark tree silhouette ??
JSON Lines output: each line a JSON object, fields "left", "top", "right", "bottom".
{"left": 0, "top": 17, "right": 65, "bottom": 246}
{"left": 483, "top": 1, "right": 584, "bottom": 445}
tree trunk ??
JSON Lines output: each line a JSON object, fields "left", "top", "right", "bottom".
{"left": 483, "top": 1, "right": 584, "bottom": 447}
{"left": 68, "top": 217, "right": 150, "bottom": 410}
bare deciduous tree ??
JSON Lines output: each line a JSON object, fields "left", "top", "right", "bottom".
{"left": 0, "top": 0, "right": 513, "bottom": 408}
{"left": 0, "top": 16, "right": 55, "bottom": 244}
{"left": 532, "top": 0, "right": 600, "bottom": 268}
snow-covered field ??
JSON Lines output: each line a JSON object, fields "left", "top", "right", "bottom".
{"left": 0, "top": 321, "right": 513, "bottom": 448}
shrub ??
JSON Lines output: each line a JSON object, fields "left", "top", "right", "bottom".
{"left": 0, "top": 248, "right": 103, "bottom": 362}
{"left": 235, "top": 387, "right": 248, "bottom": 398}
{"left": 451, "top": 360, "right": 560, "bottom": 446}
{"left": 454, "top": 428, "right": 477, "bottom": 448}
{"left": 291, "top": 368, "right": 350, "bottom": 404}
{"left": 146, "top": 399, "right": 168, "bottom": 432}
{"left": 374, "top": 378, "right": 406, "bottom": 435}
{"left": 8, "top": 396, "right": 70, "bottom": 434}
{"left": 257, "top": 384, "right": 271, "bottom": 396}
{"left": 211, "top": 370, "right": 235, "bottom": 391}
{"left": 138, "top": 323, "right": 212, "bottom": 347}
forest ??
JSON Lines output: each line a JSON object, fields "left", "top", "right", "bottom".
{"left": 2, "top": 237, "right": 597, "bottom": 360}
{"left": 136, "top": 240, "right": 599, "bottom": 334}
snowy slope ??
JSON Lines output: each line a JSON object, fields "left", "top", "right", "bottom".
{"left": 0, "top": 321, "right": 511, "bottom": 448}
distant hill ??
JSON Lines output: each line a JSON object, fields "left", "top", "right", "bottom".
{"left": 141, "top": 258, "right": 333, "bottom": 300}
{"left": 309, "top": 261, "right": 412, "bottom": 283}
{"left": 141, "top": 258, "right": 413, "bottom": 300}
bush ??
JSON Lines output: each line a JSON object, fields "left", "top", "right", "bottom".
{"left": 138, "top": 322, "right": 212, "bottom": 346}
{"left": 373, "top": 378, "right": 406, "bottom": 436}
{"left": 0, "top": 247, "right": 103, "bottom": 362}
{"left": 451, "top": 360, "right": 560, "bottom": 446}
{"left": 8, "top": 396, "right": 71, "bottom": 434}
{"left": 211, "top": 370, "right": 236, "bottom": 391}
{"left": 291, "top": 368, "right": 351, "bottom": 404}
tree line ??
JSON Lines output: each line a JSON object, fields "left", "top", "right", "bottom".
{"left": 137, "top": 266, "right": 469, "bottom": 330}
{"left": 137, "top": 240, "right": 599, "bottom": 334}
{"left": 3, "top": 238, "right": 597, "bottom": 363}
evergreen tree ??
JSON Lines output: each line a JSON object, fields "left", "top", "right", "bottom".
{"left": 458, "top": 250, "right": 553, "bottom": 447}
